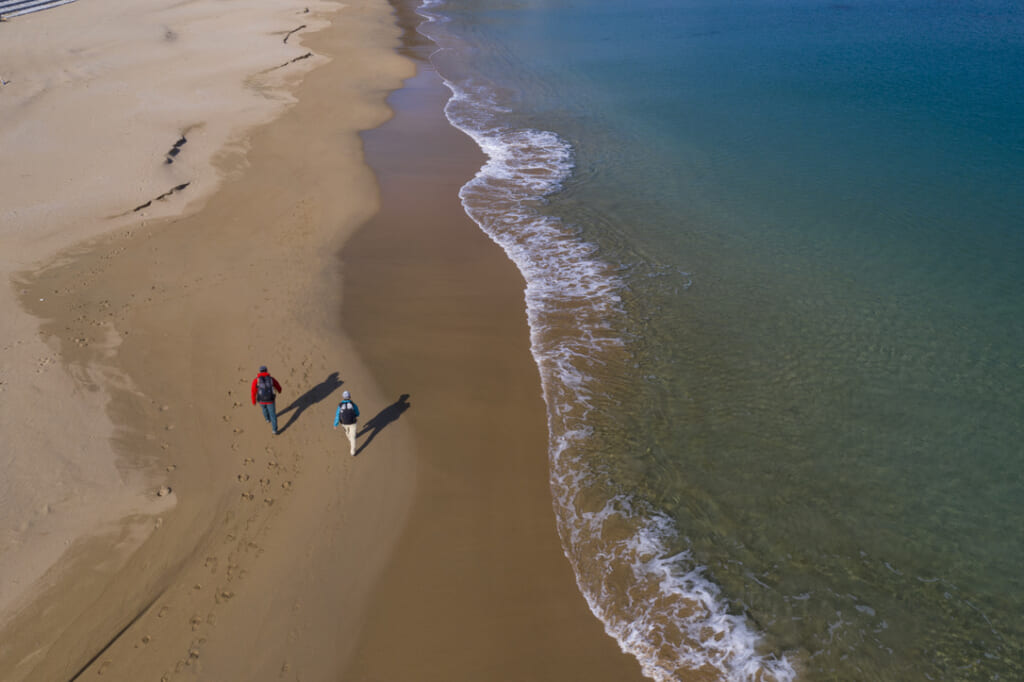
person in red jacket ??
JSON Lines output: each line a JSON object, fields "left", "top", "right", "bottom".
{"left": 251, "top": 365, "right": 283, "bottom": 434}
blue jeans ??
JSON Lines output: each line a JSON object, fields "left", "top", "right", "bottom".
{"left": 260, "top": 402, "right": 278, "bottom": 433}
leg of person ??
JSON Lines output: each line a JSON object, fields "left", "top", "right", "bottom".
{"left": 261, "top": 403, "right": 272, "bottom": 423}
{"left": 268, "top": 402, "right": 278, "bottom": 434}
{"left": 344, "top": 423, "right": 357, "bottom": 455}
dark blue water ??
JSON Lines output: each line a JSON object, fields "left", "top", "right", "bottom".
{"left": 417, "top": 0, "right": 1024, "bottom": 679}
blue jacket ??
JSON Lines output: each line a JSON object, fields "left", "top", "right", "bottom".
{"left": 334, "top": 399, "right": 360, "bottom": 427}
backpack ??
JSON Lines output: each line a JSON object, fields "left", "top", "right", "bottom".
{"left": 256, "top": 375, "right": 275, "bottom": 403}
{"left": 339, "top": 401, "right": 357, "bottom": 425}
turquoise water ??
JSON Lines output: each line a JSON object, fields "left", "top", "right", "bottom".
{"left": 417, "top": 0, "right": 1024, "bottom": 679}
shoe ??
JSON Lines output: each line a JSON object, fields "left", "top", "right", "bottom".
{"left": 273, "top": 429, "right": 278, "bottom": 435}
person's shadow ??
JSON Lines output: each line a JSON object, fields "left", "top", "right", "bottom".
{"left": 356, "top": 394, "right": 411, "bottom": 455}
{"left": 277, "top": 371, "right": 344, "bottom": 433}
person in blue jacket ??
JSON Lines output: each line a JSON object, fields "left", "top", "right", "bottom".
{"left": 333, "top": 390, "right": 360, "bottom": 455}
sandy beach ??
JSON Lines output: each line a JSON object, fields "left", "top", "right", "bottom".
{"left": 1, "top": 0, "right": 414, "bottom": 677}
{"left": 0, "top": 0, "right": 338, "bottom": 622}
{"left": 0, "top": 0, "right": 648, "bottom": 678}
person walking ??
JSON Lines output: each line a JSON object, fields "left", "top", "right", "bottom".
{"left": 334, "top": 390, "right": 360, "bottom": 455}
{"left": 251, "top": 365, "right": 283, "bottom": 434}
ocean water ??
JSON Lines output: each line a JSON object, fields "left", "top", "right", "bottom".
{"left": 414, "top": 0, "right": 1024, "bottom": 679}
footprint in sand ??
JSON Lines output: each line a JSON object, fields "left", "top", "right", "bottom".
{"left": 237, "top": 473, "right": 250, "bottom": 482}
{"left": 157, "top": 605, "right": 169, "bottom": 618}
{"left": 240, "top": 492, "right": 254, "bottom": 501}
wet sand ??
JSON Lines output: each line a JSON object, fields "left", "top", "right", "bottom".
{"left": 338, "top": 5, "right": 648, "bottom": 679}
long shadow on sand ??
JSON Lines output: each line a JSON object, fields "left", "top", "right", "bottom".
{"left": 277, "top": 371, "right": 344, "bottom": 433}
{"left": 356, "top": 394, "right": 411, "bottom": 455}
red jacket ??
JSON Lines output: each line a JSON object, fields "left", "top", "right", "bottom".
{"left": 251, "top": 372, "right": 282, "bottom": 405}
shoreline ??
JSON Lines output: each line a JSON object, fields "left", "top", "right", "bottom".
{"left": 338, "top": 2, "right": 649, "bottom": 679}
{"left": 0, "top": 0, "right": 416, "bottom": 678}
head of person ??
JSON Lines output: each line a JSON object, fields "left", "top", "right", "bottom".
{"left": 259, "top": 365, "right": 268, "bottom": 373}
{"left": 342, "top": 390, "right": 351, "bottom": 400}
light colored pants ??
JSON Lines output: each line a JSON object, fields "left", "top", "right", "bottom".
{"left": 342, "top": 423, "right": 357, "bottom": 455}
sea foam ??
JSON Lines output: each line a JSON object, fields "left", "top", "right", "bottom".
{"left": 417, "top": 3, "right": 795, "bottom": 679}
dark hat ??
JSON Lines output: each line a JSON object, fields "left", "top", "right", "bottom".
{"left": 259, "top": 365, "right": 268, "bottom": 372}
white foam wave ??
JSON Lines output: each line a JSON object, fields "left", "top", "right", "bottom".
{"left": 418, "top": 3, "right": 795, "bottom": 679}
{"left": 570, "top": 497, "right": 797, "bottom": 681}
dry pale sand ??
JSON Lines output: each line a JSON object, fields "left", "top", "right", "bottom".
{"left": 0, "top": 0, "right": 654, "bottom": 678}
{"left": 0, "top": 0, "right": 338, "bottom": 621}
{"left": 1, "top": 0, "right": 416, "bottom": 678}
{"left": 0, "top": 0, "right": 343, "bottom": 618}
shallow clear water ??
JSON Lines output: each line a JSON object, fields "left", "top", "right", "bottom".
{"left": 417, "top": 0, "right": 1024, "bottom": 679}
